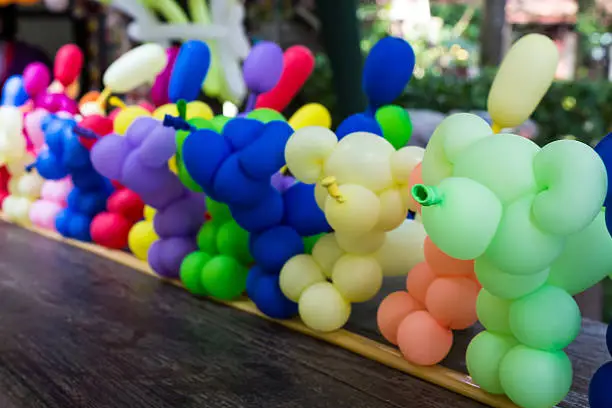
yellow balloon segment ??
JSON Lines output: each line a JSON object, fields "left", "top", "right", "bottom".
{"left": 153, "top": 101, "right": 214, "bottom": 121}
{"left": 114, "top": 106, "right": 151, "bottom": 135}
{"left": 288, "top": 103, "right": 332, "bottom": 130}
{"left": 128, "top": 220, "right": 159, "bottom": 261}
{"left": 487, "top": 33, "right": 559, "bottom": 130}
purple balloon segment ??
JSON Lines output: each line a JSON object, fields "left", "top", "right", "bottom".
{"left": 271, "top": 172, "right": 295, "bottom": 193}
{"left": 242, "top": 42, "right": 284, "bottom": 112}
{"left": 242, "top": 41, "right": 284, "bottom": 94}
{"left": 148, "top": 237, "right": 198, "bottom": 279}
{"left": 91, "top": 116, "right": 205, "bottom": 278}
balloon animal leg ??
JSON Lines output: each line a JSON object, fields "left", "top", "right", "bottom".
{"left": 377, "top": 236, "right": 479, "bottom": 366}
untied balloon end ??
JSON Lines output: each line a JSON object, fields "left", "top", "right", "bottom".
{"left": 321, "top": 176, "right": 345, "bottom": 203}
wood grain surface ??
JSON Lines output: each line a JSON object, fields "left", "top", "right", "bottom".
{"left": 0, "top": 221, "right": 607, "bottom": 408}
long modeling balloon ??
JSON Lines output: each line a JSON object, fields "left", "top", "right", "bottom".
{"left": 103, "top": 43, "right": 168, "bottom": 94}
{"left": 487, "top": 34, "right": 559, "bottom": 132}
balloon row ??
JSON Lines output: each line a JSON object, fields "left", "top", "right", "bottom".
{"left": 2, "top": 33, "right": 612, "bottom": 408}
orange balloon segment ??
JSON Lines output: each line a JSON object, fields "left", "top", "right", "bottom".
{"left": 396, "top": 311, "right": 454, "bottom": 366}
{"left": 377, "top": 291, "right": 423, "bottom": 345}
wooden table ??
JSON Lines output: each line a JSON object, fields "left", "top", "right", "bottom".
{"left": 0, "top": 221, "right": 606, "bottom": 408}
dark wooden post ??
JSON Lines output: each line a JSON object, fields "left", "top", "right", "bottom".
{"left": 314, "top": 0, "right": 367, "bottom": 119}
{"left": 480, "top": 0, "right": 509, "bottom": 66}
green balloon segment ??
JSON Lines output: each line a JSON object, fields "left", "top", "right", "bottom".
{"left": 180, "top": 199, "right": 253, "bottom": 300}
{"left": 375, "top": 105, "right": 413, "bottom": 150}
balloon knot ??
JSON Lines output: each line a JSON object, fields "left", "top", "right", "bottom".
{"left": 24, "top": 162, "right": 36, "bottom": 173}
{"left": 491, "top": 122, "right": 502, "bottom": 134}
{"left": 411, "top": 184, "right": 442, "bottom": 207}
{"left": 163, "top": 115, "right": 194, "bottom": 132}
{"left": 73, "top": 126, "right": 100, "bottom": 139}
{"left": 321, "top": 176, "right": 345, "bottom": 203}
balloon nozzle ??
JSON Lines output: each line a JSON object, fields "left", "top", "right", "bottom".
{"left": 24, "top": 162, "right": 36, "bottom": 173}
{"left": 321, "top": 176, "right": 345, "bottom": 203}
{"left": 108, "top": 96, "right": 126, "bottom": 109}
{"left": 411, "top": 184, "right": 442, "bottom": 207}
{"left": 163, "top": 115, "right": 195, "bottom": 132}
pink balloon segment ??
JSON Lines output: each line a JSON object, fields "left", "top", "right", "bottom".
{"left": 29, "top": 178, "right": 73, "bottom": 230}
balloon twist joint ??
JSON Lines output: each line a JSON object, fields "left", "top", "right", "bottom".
{"left": 96, "top": 87, "right": 112, "bottom": 110}
{"left": 73, "top": 126, "right": 100, "bottom": 140}
{"left": 321, "top": 176, "right": 345, "bottom": 203}
{"left": 411, "top": 184, "right": 442, "bottom": 207}
{"left": 163, "top": 115, "right": 195, "bottom": 132}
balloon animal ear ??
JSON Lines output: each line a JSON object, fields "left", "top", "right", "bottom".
{"left": 531, "top": 139, "right": 607, "bottom": 236}
{"left": 285, "top": 127, "right": 339, "bottom": 184}
{"left": 421, "top": 113, "right": 492, "bottom": 186}
{"left": 54, "top": 44, "right": 84, "bottom": 88}
{"left": 168, "top": 40, "right": 211, "bottom": 103}
{"left": 362, "top": 36, "right": 415, "bottom": 112}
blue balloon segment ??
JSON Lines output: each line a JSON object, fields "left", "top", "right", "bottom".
{"left": 595, "top": 133, "right": 612, "bottom": 208}
{"left": 180, "top": 114, "right": 330, "bottom": 320}
{"left": 34, "top": 115, "right": 113, "bottom": 242}
{"left": 182, "top": 128, "right": 231, "bottom": 191}
{"left": 213, "top": 155, "right": 268, "bottom": 207}
{"left": 283, "top": 183, "right": 330, "bottom": 236}
{"left": 238, "top": 120, "right": 294, "bottom": 180}
{"left": 1, "top": 75, "right": 29, "bottom": 106}
{"left": 362, "top": 36, "right": 415, "bottom": 110}
{"left": 336, "top": 113, "right": 383, "bottom": 139}
{"left": 246, "top": 267, "right": 299, "bottom": 319}
{"left": 251, "top": 226, "right": 304, "bottom": 272}
{"left": 222, "top": 118, "right": 264, "bottom": 151}
{"left": 230, "top": 187, "right": 284, "bottom": 233}
{"left": 168, "top": 40, "right": 211, "bottom": 103}
{"left": 590, "top": 361, "right": 612, "bottom": 408}
{"left": 607, "top": 317, "right": 612, "bottom": 355}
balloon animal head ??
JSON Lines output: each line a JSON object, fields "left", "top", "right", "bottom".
{"left": 35, "top": 114, "right": 111, "bottom": 181}
{"left": 284, "top": 126, "right": 424, "bottom": 248}
{"left": 414, "top": 113, "right": 607, "bottom": 278}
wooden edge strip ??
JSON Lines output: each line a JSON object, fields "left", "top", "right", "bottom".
{"left": 2, "top": 215, "right": 520, "bottom": 408}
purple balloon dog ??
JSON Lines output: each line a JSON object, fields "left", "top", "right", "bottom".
{"left": 90, "top": 117, "right": 206, "bottom": 278}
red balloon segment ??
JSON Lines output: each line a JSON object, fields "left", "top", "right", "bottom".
{"left": 255, "top": 46, "right": 315, "bottom": 112}
{"left": 54, "top": 44, "right": 84, "bottom": 87}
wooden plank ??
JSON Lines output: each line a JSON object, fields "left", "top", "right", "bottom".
{"left": 0, "top": 221, "right": 488, "bottom": 408}
{"left": 0, "top": 219, "right": 607, "bottom": 407}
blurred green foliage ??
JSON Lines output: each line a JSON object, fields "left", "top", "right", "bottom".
{"left": 300, "top": 58, "right": 612, "bottom": 146}
{"left": 297, "top": 2, "right": 612, "bottom": 146}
